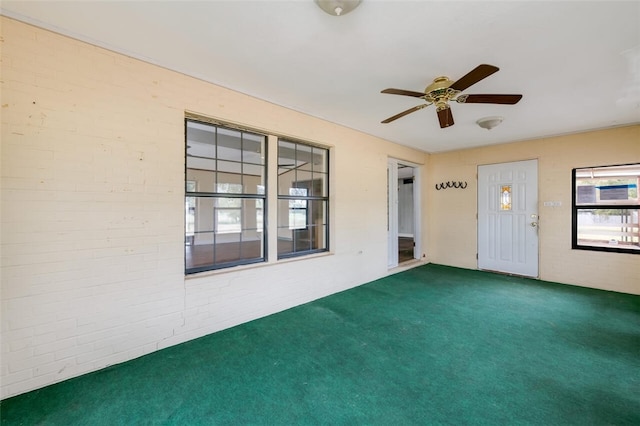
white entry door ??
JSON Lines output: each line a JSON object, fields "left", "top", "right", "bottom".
{"left": 478, "top": 159, "right": 539, "bottom": 277}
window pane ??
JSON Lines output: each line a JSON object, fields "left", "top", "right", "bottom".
{"left": 289, "top": 187, "right": 308, "bottom": 200}
{"left": 256, "top": 207, "right": 263, "bottom": 232}
{"left": 316, "top": 173, "right": 329, "bottom": 197}
{"left": 241, "top": 198, "right": 262, "bottom": 234}
{"left": 242, "top": 132, "right": 265, "bottom": 165}
{"left": 216, "top": 160, "right": 242, "bottom": 175}
{"left": 216, "top": 170, "right": 242, "bottom": 190}
{"left": 278, "top": 168, "right": 296, "bottom": 196}
{"left": 243, "top": 164, "right": 265, "bottom": 194}
{"left": 294, "top": 170, "right": 313, "bottom": 189}
{"left": 310, "top": 199, "right": 328, "bottom": 227}
{"left": 186, "top": 155, "right": 216, "bottom": 170}
{"left": 500, "top": 185, "right": 512, "bottom": 211}
{"left": 213, "top": 224, "right": 264, "bottom": 264}
{"left": 191, "top": 197, "right": 215, "bottom": 234}
{"left": 186, "top": 121, "right": 216, "bottom": 159}
{"left": 216, "top": 208, "right": 241, "bottom": 233}
{"left": 217, "top": 198, "right": 242, "bottom": 208}
{"left": 575, "top": 164, "right": 640, "bottom": 205}
{"left": 216, "top": 128, "right": 243, "bottom": 162}
{"left": 312, "top": 147, "right": 328, "bottom": 174}
{"left": 289, "top": 210, "right": 307, "bottom": 230}
{"left": 185, "top": 196, "right": 196, "bottom": 235}
{"left": 187, "top": 169, "right": 215, "bottom": 192}
{"left": 217, "top": 183, "right": 243, "bottom": 195}
{"left": 297, "top": 143, "right": 313, "bottom": 171}
{"left": 236, "top": 238, "right": 264, "bottom": 262}
{"left": 185, "top": 232, "right": 214, "bottom": 270}
{"left": 278, "top": 140, "right": 296, "bottom": 165}
{"left": 577, "top": 209, "right": 639, "bottom": 251}
{"left": 277, "top": 199, "right": 295, "bottom": 228}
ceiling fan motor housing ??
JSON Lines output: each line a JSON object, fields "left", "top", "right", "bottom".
{"left": 424, "top": 76, "right": 460, "bottom": 111}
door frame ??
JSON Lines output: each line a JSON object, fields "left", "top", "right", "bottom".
{"left": 388, "top": 158, "right": 421, "bottom": 268}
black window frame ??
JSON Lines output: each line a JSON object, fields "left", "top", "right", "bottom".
{"left": 185, "top": 118, "right": 268, "bottom": 274}
{"left": 571, "top": 163, "right": 640, "bottom": 255}
{"left": 277, "top": 139, "right": 330, "bottom": 259}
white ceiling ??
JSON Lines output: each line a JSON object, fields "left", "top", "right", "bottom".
{"left": 2, "top": 1, "right": 639, "bottom": 153}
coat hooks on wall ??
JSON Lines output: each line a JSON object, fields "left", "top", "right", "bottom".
{"left": 435, "top": 181, "right": 468, "bottom": 190}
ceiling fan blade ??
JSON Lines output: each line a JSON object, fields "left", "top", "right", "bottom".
{"left": 449, "top": 64, "right": 499, "bottom": 92}
{"left": 381, "top": 105, "right": 427, "bottom": 124}
{"left": 381, "top": 88, "right": 425, "bottom": 98}
{"left": 459, "top": 94, "right": 523, "bottom": 104}
{"left": 437, "top": 107, "right": 454, "bottom": 128}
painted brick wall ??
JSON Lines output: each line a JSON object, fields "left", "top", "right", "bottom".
{"left": 0, "top": 17, "right": 426, "bottom": 398}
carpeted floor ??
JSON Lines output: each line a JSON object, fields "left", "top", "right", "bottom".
{"left": 2, "top": 264, "right": 639, "bottom": 425}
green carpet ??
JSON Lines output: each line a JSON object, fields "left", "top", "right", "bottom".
{"left": 2, "top": 264, "right": 639, "bottom": 425}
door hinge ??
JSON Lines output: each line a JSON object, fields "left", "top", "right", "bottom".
{"left": 476, "top": 253, "right": 478, "bottom": 259}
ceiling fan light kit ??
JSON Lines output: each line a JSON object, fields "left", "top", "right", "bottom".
{"left": 477, "top": 116, "right": 503, "bottom": 130}
{"left": 380, "top": 64, "right": 522, "bottom": 129}
{"left": 315, "top": 0, "right": 362, "bottom": 16}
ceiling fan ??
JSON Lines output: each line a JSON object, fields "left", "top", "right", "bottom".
{"left": 381, "top": 64, "right": 522, "bottom": 128}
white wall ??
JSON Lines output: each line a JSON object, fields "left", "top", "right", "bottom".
{"left": 0, "top": 18, "right": 426, "bottom": 398}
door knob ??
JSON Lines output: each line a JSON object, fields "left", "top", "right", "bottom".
{"left": 530, "top": 222, "right": 538, "bottom": 228}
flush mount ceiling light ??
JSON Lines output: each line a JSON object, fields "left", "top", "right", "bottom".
{"left": 476, "top": 116, "right": 503, "bottom": 130}
{"left": 315, "top": 0, "right": 362, "bottom": 16}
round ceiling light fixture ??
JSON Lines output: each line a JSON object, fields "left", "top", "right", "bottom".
{"left": 476, "top": 116, "right": 503, "bottom": 130}
{"left": 315, "top": 0, "right": 362, "bottom": 16}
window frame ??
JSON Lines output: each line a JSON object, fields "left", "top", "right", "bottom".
{"left": 185, "top": 118, "right": 268, "bottom": 274}
{"left": 571, "top": 163, "right": 640, "bottom": 255}
{"left": 277, "top": 139, "right": 330, "bottom": 260}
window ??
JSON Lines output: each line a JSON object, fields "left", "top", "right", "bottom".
{"left": 277, "top": 140, "right": 329, "bottom": 258}
{"left": 185, "top": 119, "right": 266, "bottom": 273}
{"left": 572, "top": 163, "right": 640, "bottom": 254}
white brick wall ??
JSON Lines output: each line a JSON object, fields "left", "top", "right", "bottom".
{"left": 1, "top": 17, "right": 424, "bottom": 399}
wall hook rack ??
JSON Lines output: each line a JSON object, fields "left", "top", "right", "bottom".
{"left": 435, "top": 181, "right": 468, "bottom": 190}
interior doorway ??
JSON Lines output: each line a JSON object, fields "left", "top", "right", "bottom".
{"left": 388, "top": 159, "right": 421, "bottom": 268}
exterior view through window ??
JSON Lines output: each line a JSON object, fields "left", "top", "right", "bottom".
{"left": 185, "top": 119, "right": 266, "bottom": 273}
{"left": 277, "top": 140, "right": 329, "bottom": 258}
{"left": 572, "top": 163, "right": 640, "bottom": 253}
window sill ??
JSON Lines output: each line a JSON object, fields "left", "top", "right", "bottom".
{"left": 185, "top": 251, "right": 334, "bottom": 281}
